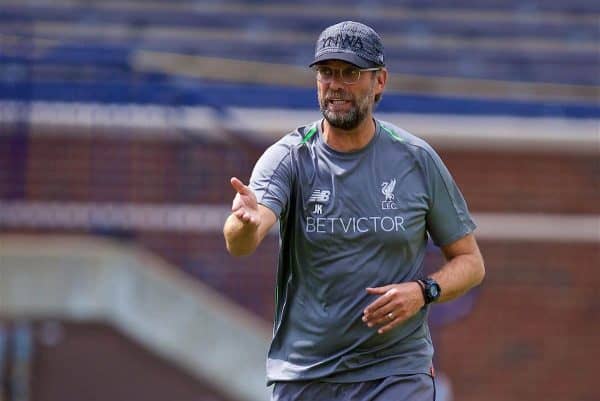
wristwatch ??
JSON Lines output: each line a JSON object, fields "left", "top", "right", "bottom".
{"left": 417, "top": 278, "right": 441, "bottom": 305}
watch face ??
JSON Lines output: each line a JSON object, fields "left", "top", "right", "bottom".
{"left": 426, "top": 280, "right": 441, "bottom": 301}
{"left": 422, "top": 279, "right": 441, "bottom": 304}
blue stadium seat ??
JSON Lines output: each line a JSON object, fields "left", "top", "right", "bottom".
{"left": 0, "top": 0, "right": 598, "bottom": 116}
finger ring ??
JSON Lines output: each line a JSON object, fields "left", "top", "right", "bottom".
{"left": 387, "top": 312, "right": 394, "bottom": 320}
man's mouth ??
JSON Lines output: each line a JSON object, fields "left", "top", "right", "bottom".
{"left": 327, "top": 98, "right": 352, "bottom": 111}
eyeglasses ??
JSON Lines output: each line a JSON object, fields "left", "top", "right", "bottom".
{"left": 313, "top": 65, "right": 381, "bottom": 85}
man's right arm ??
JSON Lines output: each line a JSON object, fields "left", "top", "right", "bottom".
{"left": 223, "top": 177, "right": 277, "bottom": 257}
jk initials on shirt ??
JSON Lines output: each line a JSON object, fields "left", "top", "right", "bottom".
{"left": 312, "top": 204, "right": 324, "bottom": 214}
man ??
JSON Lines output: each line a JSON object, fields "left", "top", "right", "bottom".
{"left": 223, "top": 21, "right": 485, "bottom": 401}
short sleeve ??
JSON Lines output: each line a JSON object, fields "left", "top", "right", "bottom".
{"left": 424, "top": 149, "right": 476, "bottom": 246}
{"left": 249, "top": 142, "right": 294, "bottom": 218}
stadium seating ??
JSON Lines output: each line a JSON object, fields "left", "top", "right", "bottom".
{"left": 1, "top": 0, "right": 598, "bottom": 114}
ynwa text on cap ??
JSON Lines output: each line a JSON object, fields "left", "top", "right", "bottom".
{"left": 320, "top": 34, "right": 364, "bottom": 51}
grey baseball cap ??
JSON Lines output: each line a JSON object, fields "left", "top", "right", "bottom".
{"left": 310, "top": 21, "right": 385, "bottom": 68}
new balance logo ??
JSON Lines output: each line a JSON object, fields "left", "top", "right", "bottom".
{"left": 309, "top": 189, "right": 331, "bottom": 203}
{"left": 309, "top": 189, "right": 330, "bottom": 215}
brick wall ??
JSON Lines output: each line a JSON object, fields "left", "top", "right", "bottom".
{"left": 1, "top": 126, "right": 597, "bottom": 400}
{"left": 438, "top": 240, "right": 598, "bottom": 401}
{"left": 3, "top": 133, "right": 257, "bottom": 204}
{"left": 441, "top": 150, "right": 600, "bottom": 214}
{"left": 3, "top": 132, "right": 597, "bottom": 212}
{"left": 0, "top": 320, "right": 236, "bottom": 401}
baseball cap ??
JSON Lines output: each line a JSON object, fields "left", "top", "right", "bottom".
{"left": 310, "top": 21, "right": 385, "bottom": 69}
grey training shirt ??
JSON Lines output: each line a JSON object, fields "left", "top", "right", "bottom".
{"left": 249, "top": 119, "right": 476, "bottom": 385}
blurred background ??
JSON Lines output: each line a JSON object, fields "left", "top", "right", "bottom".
{"left": 0, "top": 0, "right": 598, "bottom": 400}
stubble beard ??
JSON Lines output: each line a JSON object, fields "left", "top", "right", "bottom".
{"left": 319, "top": 90, "right": 373, "bottom": 131}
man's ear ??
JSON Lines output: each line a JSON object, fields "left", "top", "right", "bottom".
{"left": 375, "top": 68, "right": 388, "bottom": 95}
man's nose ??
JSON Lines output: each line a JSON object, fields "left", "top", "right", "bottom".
{"left": 328, "top": 70, "right": 346, "bottom": 88}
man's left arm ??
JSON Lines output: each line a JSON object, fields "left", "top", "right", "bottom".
{"left": 429, "top": 233, "right": 485, "bottom": 303}
{"left": 363, "top": 233, "right": 484, "bottom": 334}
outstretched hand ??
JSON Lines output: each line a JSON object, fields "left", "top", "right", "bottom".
{"left": 230, "top": 177, "right": 260, "bottom": 227}
{"left": 362, "top": 282, "right": 425, "bottom": 334}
